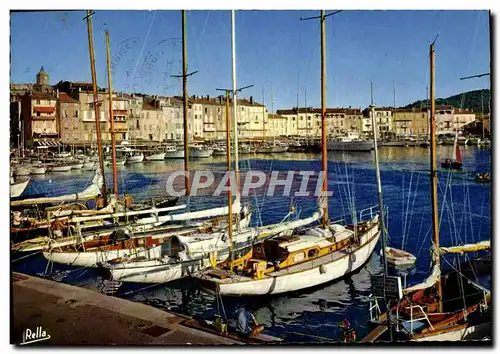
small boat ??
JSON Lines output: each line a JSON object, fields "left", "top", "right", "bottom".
{"left": 10, "top": 178, "right": 30, "bottom": 198}
{"left": 239, "top": 144, "right": 255, "bottom": 154}
{"left": 190, "top": 145, "right": 213, "bottom": 158}
{"left": 212, "top": 146, "right": 227, "bottom": 156}
{"left": 126, "top": 152, "right": 144, "bottom": 164}
{"left": 30, "top": 166, "right": 46, "bottom": 175}
{"left": 145, "top": 152, "right": 166, "bottom": 161}
{"left": 164, "top": 145, "right": 184, "bottom": 159}
{"left": 71, "top": 163, "right": 84, "bottom": 169}
{"left": 50, "top": 164, "right": 72, "bottom": 172}
{"left": 381, "top": 246, "right": 417, "bottom": 266}
{"left": 326, "top": 132, "right": 374, "bottom": 152}
{"left": 441, "top": 132, "right": 463, "bottom": 170}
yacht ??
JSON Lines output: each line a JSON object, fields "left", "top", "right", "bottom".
{"left": 327, "top": 132, "right": 374, "bottom": 152}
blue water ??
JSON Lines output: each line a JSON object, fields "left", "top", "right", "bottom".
{"left": 11, "top": 146, "right": 491, "bottom": 342}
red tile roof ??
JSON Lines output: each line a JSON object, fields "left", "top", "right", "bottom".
{"left": 59, "top": 92, "right": 79, "bottom": 104}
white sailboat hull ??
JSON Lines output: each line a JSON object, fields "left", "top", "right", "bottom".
{"left": 43, "top": 247, "right": 146, "bottom": 268}
{"left": 327, "top": 140, "right": 374, "bottom": 152}
{"left": 164, "top": 150, "right": 184, "bottom": 159}
{"left": 71, "top": 163, "right": 84, "bottom": 169}
{"left": 51, "top": 165, "right": 72, "bottom": 172}
{"left": 204, "top": 223, "right": 380, "bottom": 296}
{"left": 413, "top": 322, "right": 491, "bottom": 342}
{"left": 126, "top": 154, "right": 144, "bottom": 163}
{"left": 190, "top": 148, "right": 213, "bottom": 158}
{"left": 30, "top": 166, "right": 46, "bottom": 175}
{"left": 10, "top": 179, "right": 30, "bottom": 197}
{"left": 145, "top": 153, "right": 166, "bottom": 161}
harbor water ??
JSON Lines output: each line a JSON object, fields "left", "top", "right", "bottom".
{"left": 11, "top": 145, "right": 491, "bottom": 343}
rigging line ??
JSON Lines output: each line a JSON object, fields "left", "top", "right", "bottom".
{"left": 404, "top": 167, "right": 421, "bottom": 251}
{"left": 188, "top": 11, "right": 210, "bottom": 78}
{"left": 129, "top": 10, "right": 157, "bottom": 90}
{"left": 401, "top": 161, "right": 415, "bottom": 250}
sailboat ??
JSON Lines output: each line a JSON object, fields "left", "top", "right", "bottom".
{"left": 39, "top": 11, "right": 246, "bottom": 268}
{"left": 103, "top": 10, "right": 321, "bottom": 284}
{"left": 441, "top": 131, "right": 463, "bottom": 169}
{"left": 195, "top": 10, "right": 380, "bottom": 297}
{"left": 362, "top": 40, "right": 491, "bottom": 343}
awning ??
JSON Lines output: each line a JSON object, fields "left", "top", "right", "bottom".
{"left": 34, "top": 106, "right": 56, "bottom": 113}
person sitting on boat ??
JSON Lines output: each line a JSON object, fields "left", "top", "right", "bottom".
{"left": 235, "top": 307, "right": 264, "bottom": 338}
{"left": 51, "top": 217, "right": 67, "bottom": 238}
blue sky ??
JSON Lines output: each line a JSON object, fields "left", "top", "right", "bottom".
{"left": 10, "top": 10, "right": 490, "bottom": 111}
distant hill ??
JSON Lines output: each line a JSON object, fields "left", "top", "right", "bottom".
{"left": 403, "top": 89, "right": 490, "bottom": 114}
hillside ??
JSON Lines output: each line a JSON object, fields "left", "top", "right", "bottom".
{"left": 403, "top": 89, "right": 490, "bottom": 114}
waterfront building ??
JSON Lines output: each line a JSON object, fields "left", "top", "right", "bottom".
{"left": 125, "top": 93, "right": 144, "bottom": 142}
{"left": 59, "top": 92, "right": 81, "bottom": 144}
{"left": 20, "top": 90, "right": 59, "bottom": 148}
{"left": 140, "top": 102, "right": 163, "bottom": 142}
{"left": 267, "top": 113, "right": 288, "bottom": 137}
{"left": 277, "top": 107, "right": 363, "bottom": 139}
{"left": 392, "top": 108, "right": 427, "bottom": 137}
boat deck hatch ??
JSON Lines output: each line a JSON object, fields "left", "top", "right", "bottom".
{"left": 141, "top": 325, "right": 171, "bottom": 337}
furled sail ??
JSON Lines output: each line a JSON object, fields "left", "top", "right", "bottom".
{"left": 257, "top": 211, "right": 322, "bottom": 238}
{"left": 10, "top": 171, "right": 104, "bottom": 206}
{"left": 439, "top": 240, "right": 490, "bottom": 254}
{"left": 402, "top": 263, "right": 441, "bottom": 294}
{"left": 134, "top": 198, "right": 242, "bottom": 226}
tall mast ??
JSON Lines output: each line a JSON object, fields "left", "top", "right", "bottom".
{"left": 105, "top": 29, "right": 118, "bottom": 198}
{"left": 262, "top": 86, "right": 265, "bottom": 139}
{"left": 225, "top": 91, "right": 234, "bottom": 267}
{"left": 370, "top": 97, "right": 393, "bottom": 341}
{"left": 182, "top": 10, "right": 190, "bottom": 196}
{"left": 320, "top": 10, "right": 328, "bottom": 226}
{"left": 86, "top": 10, "right": 107, "bottom": 202}
{"left": 271, "top": 84, "right": 275, "bottom": 142}
{"left": 429, "top": 41, "right": 442, "bottom": 312}
{"left": 231, "top": 10, "right": 241, "bottom": 220}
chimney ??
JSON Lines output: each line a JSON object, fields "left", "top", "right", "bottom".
{"left": 250, "top": 96, "right": 253, "bottom": 104}
{"left": 206, "top": 95, "right": 209, "bottom": 100}
{"left": 56, "top": 88, "right": 60, "bottom": 99}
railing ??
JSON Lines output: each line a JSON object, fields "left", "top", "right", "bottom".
{"left": 368, "top": 295, "right": 382, "bottom": 323}
{"left": 402, "top": 305, "right": 434, "bottom": 335}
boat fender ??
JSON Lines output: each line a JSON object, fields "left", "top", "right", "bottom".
{"left": 320, "top": 264, "right": 327, "bottom": 274}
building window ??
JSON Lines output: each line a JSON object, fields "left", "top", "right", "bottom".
{"left": 89, "top": 103, "right": 94, "bottom": 109}
{"left": 146, "top": 112, "right": 150, "bottom": 119}
{"left": 300, "top": 117, "right": 303, "bottom": 121}
{"left": 36, "top": 100, "right": 40, "bottom": 104}
{"left": 36, "top": 112, "right": 40, "bottom": 117}
{"left": 204, "top": 108, "right": 208, "bottom": 114}
{"left": 241, "top": 107, "right": 244, "bottom": 112}
{"left": 308, "top": 116, "right": 311, "bottom": 120}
